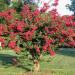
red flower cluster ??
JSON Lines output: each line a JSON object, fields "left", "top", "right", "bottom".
{"left": 16, "top": 20, "right": 25, "bottom": 32}
{"left": 0, "top": 9, "right": 16, "bottom": 22}
{"left": 40, "top": 3, "right": 50, "bottom": 12}
{"left": 53, "top": 0, "right": 59, "bottom": 6}
{"left": 8, "top": 41, "right": 16, "bottom": 49}
{"left": 33, "top": 9, "right": 40, "bottom": 16}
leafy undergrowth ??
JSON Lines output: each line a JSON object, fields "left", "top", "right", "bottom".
{"left": 0, "top": 48, "right": 75, "bottom": 75}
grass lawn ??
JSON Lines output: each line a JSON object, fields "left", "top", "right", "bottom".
{"left": 0, "top": 48, "right": 75, "bottom": 75}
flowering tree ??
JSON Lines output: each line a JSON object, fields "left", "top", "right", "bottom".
{"left": 0, "top": 2, "right": 75, "bottom": 71}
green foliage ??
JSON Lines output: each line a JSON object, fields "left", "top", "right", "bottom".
{"left": 0, "top": 0, "right": 8, "bottom": 12}
{"left": 13, "top": 2, "right": 23, "bottom": 12}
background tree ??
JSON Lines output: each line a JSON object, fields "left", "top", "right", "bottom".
{"left": 68, "top": 0, "right": 75, "bottom": 15}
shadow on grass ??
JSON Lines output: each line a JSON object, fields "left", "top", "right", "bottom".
{"left": 56, "top": 48, "right": 75, "bottom": 57}
{"left": 17, "top": 65, "right": 31, "bottom": 71}
{"left": 0, "top": 54, "right": 32, "bottom": 71}
{"left": 0, "top": 54, "right": 15, "bottom": 65}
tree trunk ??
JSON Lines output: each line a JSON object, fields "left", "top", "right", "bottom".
{"left": 39, "top": 54, "right": 43, "bottom": 60}
{"left": 33, "top": 60, "right": 40, "bottom": 72}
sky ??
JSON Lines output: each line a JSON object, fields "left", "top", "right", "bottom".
{"left": 56, "top": 0, "right": 73, "bottom": 16}
{"left": 33, "top": 0, "right": 74, "bottom": 16}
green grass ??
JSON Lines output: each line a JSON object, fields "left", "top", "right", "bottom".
{"left": 0, "top": 48, "right": 75, "bottom": 75}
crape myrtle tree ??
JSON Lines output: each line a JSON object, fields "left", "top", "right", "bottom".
{"left": 0, "top": 0, "right": 75, "bottom": 71}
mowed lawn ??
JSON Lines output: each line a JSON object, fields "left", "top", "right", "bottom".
{"left": 0, "top": 48, "right": 75, "bottom": 75}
